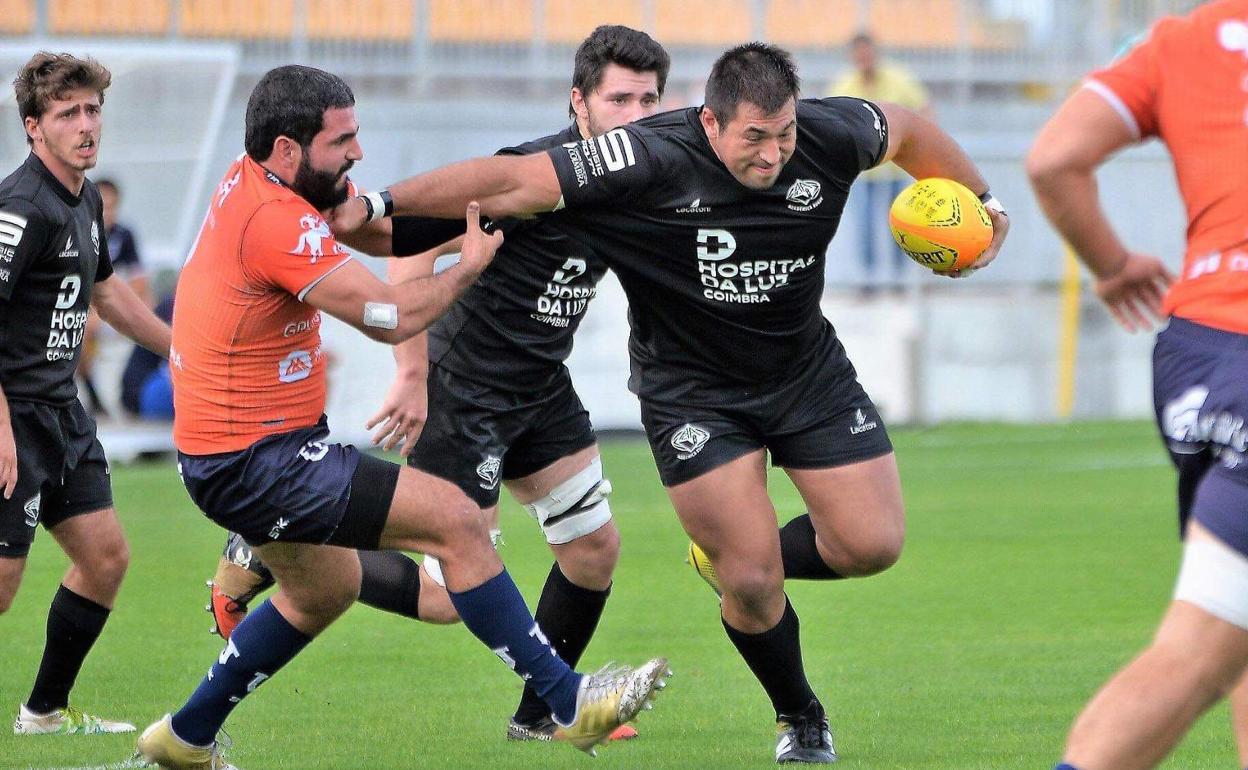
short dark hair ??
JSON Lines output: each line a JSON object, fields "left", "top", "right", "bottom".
{"left": 244, "top": 65, "right": 355, "bottom": 162}
{"left": 14, "top": 52, "right": 111, "bottom": 145}
{"left": 569, "top": 25, "right": 671, "bottom": 117}
{"left": 704, "top": 42, "right": 801, "bottom": 125}
{"left": 96, "top": 178, "right": 118, "bottom": 196}
{"left": 851, "top": 32, "right": 876, "bottom": 47}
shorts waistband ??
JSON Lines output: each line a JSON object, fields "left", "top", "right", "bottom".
{"left": 1166, "top": 316, "right": 1248, "bottom": 350}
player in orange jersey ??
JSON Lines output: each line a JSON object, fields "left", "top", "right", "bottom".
{"left": 1028, "top": 2, "right": 1248, "bottom": 768}
{"left": 135, "top": 65, "right": 668, "bottom": 770}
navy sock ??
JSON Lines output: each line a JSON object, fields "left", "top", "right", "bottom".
{"left": 1054, "top": 765, "right": 1081, "bottom": 770}
{"left": 449, "top": 569, "right": 581, "bottom": 724}
{"left": 780, "top": 514, "right": 842, "bottom": 580}
{"left": 513, "top": 563, "right": 611, "bottom": 725}
{"left": 170, "top": 600, "right": 311, "bottom": 746}
{"left": 26, "top": 585, "right": 110, "bottom": 713}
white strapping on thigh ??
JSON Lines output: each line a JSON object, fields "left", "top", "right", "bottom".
{"left": 1174, "top": 535, "right": 1248, "bottom": 631}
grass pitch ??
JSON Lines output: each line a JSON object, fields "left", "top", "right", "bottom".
{"left": 1, "top": 421, "right": 1236, "bottom": 769}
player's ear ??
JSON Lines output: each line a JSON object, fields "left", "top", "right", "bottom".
{"left": 700, "top": 107, "right": 720, "bottom": 140}
{"left": 272, "top": 135, "right": 300, "bottom": 169}
{"left": 570, "top": 88, "right": 589, "bottom": 122}
{"left": 24, "top": 115, "right": 40, "bottom": 143}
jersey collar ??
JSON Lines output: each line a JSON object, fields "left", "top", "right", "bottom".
{"left": 26, "top": 152, "right": 84, "bottom": 207}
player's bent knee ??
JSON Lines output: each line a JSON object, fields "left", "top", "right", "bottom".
{"left": 557, "top": 521, "right": 620, "bottom": 587}
{"left": 847, "top": 536, "right": 902, "bottom": 576}
{"left": 525, "top": 458, "right": 614, "bottom": 546}
{"left": 1174, "top": 534, "right": 1248, "bottom": 634}
{"left": 79, "top": 536, "right": 131, "bottom": 589}
{"left": 720, "top": 562, "right": 784, "bottom": 608}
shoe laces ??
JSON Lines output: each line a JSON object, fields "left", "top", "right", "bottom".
{"left": 792, "top": 714, "right": 830, "bottom": 750}
{"left": 582, "top": 662, "right": 631, "bottom": 698}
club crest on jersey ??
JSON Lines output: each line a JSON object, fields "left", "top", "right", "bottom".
{"left": 671, "top": 423, "right": 710, "bottom": 460}
{"left": 23, "top": 493, "right": 41, "bottom": 527}
{"left": 477, "top": 455, "right": 502, "bottom": 490}
{"left": 786, "top": 179, "right": 823, "bottom": 212}
{"left": 90, "top": 221, "right": 100, "bottom": 255}
{"left": 278, "top": 349, "right": 314, "bottom": 383}
{"left": 291, "top": 214, "right": 341, "bottom": 263}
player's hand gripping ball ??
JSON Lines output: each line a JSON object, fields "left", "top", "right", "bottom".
{"left": 888, "top": 178, "right": 993, "bottom": 272}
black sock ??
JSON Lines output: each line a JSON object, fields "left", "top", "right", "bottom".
{"left": 513, "top": 563, "right": 611, "bottom": 725}
{"left": 780, "top": 514, "right": 842, "bottom": 580}
{"left": 722, "top": 596, "right": 818, "bottom": 717}
{"left": 26, "top": 585, "right": 110, "bottom": 714}
{"left": 357, "top": 551, "right": 422, "bottom": 620}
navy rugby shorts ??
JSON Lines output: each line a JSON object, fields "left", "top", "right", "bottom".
{"left": 1153, "top": 317, "right": 1248, "bottom": 556}
{"left": 178, "top": 416, "right": 398, "bottom": 549}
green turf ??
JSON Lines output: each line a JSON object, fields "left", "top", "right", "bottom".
{"left": 0, "top": 421, "right": 1237, "bottom": 769}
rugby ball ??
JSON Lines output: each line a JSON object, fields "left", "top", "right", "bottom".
{"left": 888, "top": 178, "right": 993, "bottom": 272}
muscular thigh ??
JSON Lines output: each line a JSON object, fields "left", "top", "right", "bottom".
{"left": 786, "top": 453, "right": 904, "bottom": 543}
{"left": 666, "top": 450, "right": 779, "bottom": 569}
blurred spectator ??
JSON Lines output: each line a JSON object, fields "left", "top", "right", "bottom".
{"left": 120, "top": 292, "right": 174, "bottom": 420}
{"left": 830, "top": 33, "right": 932, "bottom": 293}
{"left": 97, "top": 179, "right": 149, "bottom": 300}
{"left": 79, "top": 178, "right": 151, "bottom": 417}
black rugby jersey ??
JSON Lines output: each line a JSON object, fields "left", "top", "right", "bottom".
{"left": 0, "top": 154, "right": 113, "bottom": 406}
{"left": 430, "top": 124, "right": 609, "bottom": 390}
{"left": 544, "top": 97, "right": 888, "bottom": 396}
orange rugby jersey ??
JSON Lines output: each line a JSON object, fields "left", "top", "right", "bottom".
{"left": 172, "top": 155, "right": 352, "bottom": 454}
{"left": 1086, "top": 0, "right": 1248, "bottom": 333}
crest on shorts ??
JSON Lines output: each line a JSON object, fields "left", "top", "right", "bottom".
{"left": 477, "top": 455, "right": 502, "bottom": 490}
{"left": 23, "top": 493, "right": 40, "bottom": 527}
{"left": 786, "top": 179, "right": 823, "bottom": 212}
{"left": 1162, "top": 386, "right": 1210, "bottom": 452}
{"left": 671, "top": 423, "right": 710, "bottom": 461}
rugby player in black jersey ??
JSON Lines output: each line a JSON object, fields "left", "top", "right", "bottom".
{"left": 333, "top": 42, "right": 1009, "bottom": 763}
{"left": 1, "top": 53, "right": 173, "bottom": 737}
{"left": 207, "top": 25, "right": 671, "bottom": 744}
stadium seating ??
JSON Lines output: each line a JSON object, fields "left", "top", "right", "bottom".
{"left": 13, "top": 0, "right": 1026, "bottom": 51}
{"left": 0, "top": 0, "right": 35, "bottom": 35}
{"left": 653, "top": 0, "right": 752, "bottom": 46}
{"left": 306, "top": 0, "right": 413, "bottom": 42}
{"left": 49, "top": 0, "right": 169, "bottom": 36}
{"left": 428, "top": 0, "right": 534, "bottom": 44}
{"left": 179, "top": 0, "right": 294, "bottom": 39}
{"left": 543, "top": 0, "right": 645, "bottom": 45}
{"left": 765, "top": 0, "right": 858, "bottom": 48}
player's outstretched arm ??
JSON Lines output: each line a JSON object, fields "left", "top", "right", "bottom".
{"left": 1027, "top": 88, "right": 1175, "bottom": 331}
{"left": 91, "top": 273, "right": 172, "bottom": 358}
{"left": 366, "top": 251, "right": 440, "bottom": 456}
{"left": 306, "top": 202, "right": 502, "bottom": 345}
{"left": 877, "top": 101, "right": 1008, "bottom": 276}
{"left": 329, "top": 154, "right": 562, "bottom": 234}
{"left": 0, "top": 382, "right": 16, "bottom": 499}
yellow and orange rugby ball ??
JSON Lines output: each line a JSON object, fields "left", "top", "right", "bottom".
{"left": 888, "top": 178, "right": 993, "bottom": 272}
